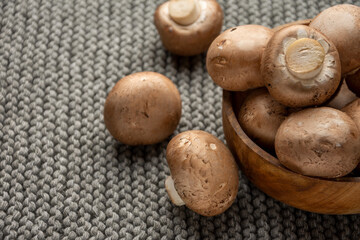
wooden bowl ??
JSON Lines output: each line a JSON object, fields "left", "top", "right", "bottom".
{"left": 222, "top": 90, "right": 360, "bottom": 214}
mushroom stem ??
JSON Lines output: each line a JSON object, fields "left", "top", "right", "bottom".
{"left": 285, "top": 38, "right": 325, "bottom": 79}
{"left": 169, "top": 0, "right": 201, "bottom": 25}
{"left": 165, "top": 176, "right": 185, "bottom": 206}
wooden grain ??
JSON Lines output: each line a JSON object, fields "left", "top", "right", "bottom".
{"left": 222, "top": 90, "right": 360, "bottom": 214}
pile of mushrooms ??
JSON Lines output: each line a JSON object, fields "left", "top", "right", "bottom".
{"left": 104, "top": 2, "right": 360, "bottom": 217}
{"left": 207, "top": 4, "right": 360, "bottom": 179}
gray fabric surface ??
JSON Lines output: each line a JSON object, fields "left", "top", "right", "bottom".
{"left": 1, "top": 0, "right": 360, "bottom": 239}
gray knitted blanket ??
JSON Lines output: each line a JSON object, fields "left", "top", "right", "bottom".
{"left": 1, "top": 0, "right": 360, "bottom": 239}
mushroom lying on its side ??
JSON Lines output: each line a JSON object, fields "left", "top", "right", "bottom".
{"left": 165, "top": 130, "right": 239, "bottom": 216}
{"left": 154, "top": 0, "right": 223, "bottom": 56}
{"left": 261, "top": 25, "right": 341, "bottom": 107}
{"left": 275, "top": 107, "right": 360, "bottom": 178}
{"left": 206, "top": 25, "right": 273, "bottom": 91}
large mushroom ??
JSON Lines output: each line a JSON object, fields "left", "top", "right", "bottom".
{"left": 206, "top": 25, "right": 273, "bottom": 91}
{"left": 275, "top": 107, "right": 360, "bottom": 178}
{"left": 154, "top": 0, "right": 223, "bottom": 56}
{"left": 309, "top": 4, "right": 360, "bottom": 75}
{"left": 261, "top": 25, "right": 341, "bottom": 107}
{"left": 165, "top": 130, "right": 239, "bottom": 216}
{"left": 104, "top": 72, "right": 182, "bottom": 145}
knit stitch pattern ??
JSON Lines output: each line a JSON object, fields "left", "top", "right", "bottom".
{"left": 1, "top": 0, "right": 360, "bottom": 239}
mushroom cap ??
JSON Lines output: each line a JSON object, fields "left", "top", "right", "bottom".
{"left": 342, "top": 99, "right": 360, "bottom": 174}
{"left": 275, "top": 107, "right": 360, "bottom": 178}
{"left": 272, "top": 18, "right": 312, "bottom": 32}
{"left": 104, "top": 72, "right": 182, "bottom": 145}
{"left": 309, "top": 4, "right": 360, "bottom": 75}
{"left": 342, "top": 98, "right": 360, "bottom": 128}
{"left": 154, "top": 0, "right": 223, "bottom": 56}
{"left": 166, "top": 130, "right": 239, "bottom": 216}
{"left": 206, "top": 25, "right": 273, "bottom": 91}
{"left": 345, "top": 68, "right": 360, "bottom": 96}
{"left": 261, "top": 25, "right": 341, "bottom": 107}
{"left": 238, "top": 88, "right": 289, "bottom": 151}
{"left": 325, "top": 79, "right": 357, "bottom": 109}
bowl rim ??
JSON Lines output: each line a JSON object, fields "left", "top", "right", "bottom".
{"left": 223, "top": 90, "right": 360, "bottom": 183}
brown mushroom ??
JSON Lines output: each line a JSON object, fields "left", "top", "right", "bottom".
{"left": 309, "top": 4, "right": 360, "bottom": 75}
{"left": 206, "top": 25, "right": 273, "bottom": 91}
{"left": 342, "top": 98, "right": 360, "bottom": 173}
{"left": 154, "top": 0, "right": 223, "bottom": 56}
{"left": 275, "top": 107, "right": 360, "bottom": 178}
{"left": 272, "top": 18, "right": 312, "bottom": 32}
{"left": 165, "top": 130, "right": 239, "bottom": 216}
{"left": 104, "top": 72, "right": 182, "bottom": 145}
{"left": 238, "top": 88, "right": 292, "bottom": 151}
{"left": 345, "top": 68, "right": 360, "bottom": 96}
{"left": 325, "top": 79, "right": 357, "bottom": 109}
{"left": 261, "top": 25, "right": 341, "bottom": 107}
{"left": 342, "top": 98, "right": 360, "bottom": 130}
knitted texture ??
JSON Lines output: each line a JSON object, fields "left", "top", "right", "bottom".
{"left": 1, "top": 0, "right": 360, "bottom": 239}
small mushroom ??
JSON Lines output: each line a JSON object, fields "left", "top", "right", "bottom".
{"left": 165, "top": 130, "right": 239, "bottom": 216}
{"left": 104, "top": 72, "right": 182, "bottom": 145}
{"left": 342, "top": 98, "right": 360, "bottom": 129}
{"left": 325, "top": 79, "right": 357, "bottom": 109}
{"left": 238, "top": 88, "right": 293, "bottom": 151}
{"left": 275, "top": 107, "right": 360, "bottom": 178}
{"left": 309, "top": 4, "right": 360, "bottom": 75}
{"left": 206, "top": 25, "right": 274, "bottom": 91}
{"left": 154, "top": 0, "right": 223, "bottom": 56}
{"left": 345, "top": 68, "right": 360, "bottom": 96}
{"left": 261, "top": 25, "right": 341, "bottom": 107}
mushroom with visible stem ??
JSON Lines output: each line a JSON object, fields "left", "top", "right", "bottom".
{"left": 206, "top": 25, "right": 274, "bottom": 91}
{"left": 309, "top": 4, "right": 360, "bottom": 75}
{"left": 261, "top": 25, "right": 341, "bottom": 107}
{"left": 275, "top": 107, "right": 360, "bottom": 178}
{"left": 103, "top": 72, "right": 182, "bottom": 145}
{"left": 154, "top": 0, "right": 223, "bottom": 56}
{"left": 165, "top": 130, "right": 239, "bottom": 216}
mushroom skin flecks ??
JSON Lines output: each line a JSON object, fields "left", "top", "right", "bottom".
{"left": 103, "top": 72, "right": 182, "bottom": 145}
{"left": 206, "top": 25, "right": 273, "bottom": 91}
{"left": 165, "top": 130, "right": 239, "bottom": 217}
{"left": 261, "top": 25, "right": 341, "bottom": 108}
{"left": 238, "top": 88, "right": 293, "bottom": 151}
{"left": 275, "top": 107, "right": 360, "bottom": 178}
